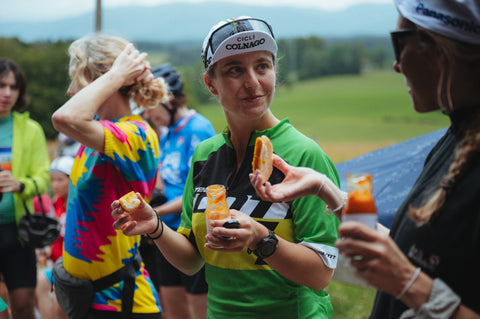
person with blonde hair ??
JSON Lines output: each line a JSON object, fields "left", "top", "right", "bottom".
{"left": 52, "top": 34, "right": 168, "bottom": 319}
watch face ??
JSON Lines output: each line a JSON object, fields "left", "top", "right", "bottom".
{"left": 259, "top": 241, "right": 276, "bottom": 257}
{"left": 255, "top": 230, "right": 278, "bottom": 259}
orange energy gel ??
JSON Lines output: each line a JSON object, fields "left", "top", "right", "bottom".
{"left": 344, "top": 190, "right": 377, "bottom": 214}
{"left": 205, "top": 184, "right": 231, "bottom": 248}
{"left": 344, "top": 174, "right": 377, "bottom": 214}
{"left": 206, "top": 206, "right": 230, "bottom": 220}
{"left": 205, "top": 185, "right": 230, "bottom": 220}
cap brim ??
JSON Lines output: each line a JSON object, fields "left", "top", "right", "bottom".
{"left": 210, "top": 31, "right": 278, "bottom": 68}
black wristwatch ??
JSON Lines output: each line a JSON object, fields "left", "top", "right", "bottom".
{"left": 253, "top": 229, "right": 278, "bottom": 259}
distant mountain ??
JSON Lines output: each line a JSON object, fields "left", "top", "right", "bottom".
{"left": 0, "top": 2, "right": 398, "bottom": 43}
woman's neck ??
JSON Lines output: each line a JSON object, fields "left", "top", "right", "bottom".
{"left": 173, "top": 105, "right": 189, "bottom": 123}
{"left": 227, "top": 110, "right": 279, "bottom": 169}
{"left": 97, "top": 94, "right": 131, "bottom": 120}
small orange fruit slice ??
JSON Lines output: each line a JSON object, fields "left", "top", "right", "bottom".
{"left": 252, "top": 135, "right": 273, "bottom": 184}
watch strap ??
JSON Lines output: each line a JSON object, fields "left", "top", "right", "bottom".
{"left": 253, "top": 229, "right": 278, "bottom": 259}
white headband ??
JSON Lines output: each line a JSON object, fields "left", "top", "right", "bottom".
{"left": 394, "top": 0, "right": 480, "bottom": 45}
{"left": 201, "top": 16, "right": 278, "bottom": 69}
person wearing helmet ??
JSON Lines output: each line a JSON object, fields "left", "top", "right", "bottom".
{"left": 113, "top": 16, "right": 340, "bottom": 318}
{"left": 0, "top": 58, "right": 50, "bottom": 319}
{"left": 140, "top": 63, "right": 214, "bottom": 319}
{"left": 36, "top": 156, "right": 74, "bottom": 319}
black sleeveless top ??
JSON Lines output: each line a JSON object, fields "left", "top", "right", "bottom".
{"left": 370, "top": 112, "right": 480, "bottom": 318}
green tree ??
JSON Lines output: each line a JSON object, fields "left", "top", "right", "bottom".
{"left": 326, "top": 43, "right": 363, "bottom": 75}
{"left": 1, "top": 38, "right": 71, "bottom": 139}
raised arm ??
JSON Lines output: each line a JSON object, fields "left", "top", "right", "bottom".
{"left": 52, "top": 44, "right": 151, "bottom": 152}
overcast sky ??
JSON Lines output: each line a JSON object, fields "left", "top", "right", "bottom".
{"left": 1, "top": 0, "right": 392, "bottom": 22}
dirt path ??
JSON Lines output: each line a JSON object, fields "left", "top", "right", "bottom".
{"left": 322, "top": 141, "right": 396, "bottom": 164}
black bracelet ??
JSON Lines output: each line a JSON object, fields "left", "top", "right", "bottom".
{"left": 146, "top": 209, "right": 164, "bottom": 240}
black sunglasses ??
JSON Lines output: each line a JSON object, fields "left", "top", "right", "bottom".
{"left": 203, "top": 18, "right": 275, "bottom": 68}
{"left": 390, "top": 28, "right": 417, "bottom": 63}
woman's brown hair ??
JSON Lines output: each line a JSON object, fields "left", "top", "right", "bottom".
{"left": 0, "top": 58, "right": 30, "bottom": 111}
{"left": 409, "top": 29, "right": 480, "bottom": 225}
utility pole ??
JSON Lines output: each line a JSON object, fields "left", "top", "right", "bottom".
{"left": 95, "top": 0, "right": 102, "bottom": 32}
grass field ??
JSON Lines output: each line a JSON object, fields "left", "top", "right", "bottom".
{"left": 196, "top": 70, "right": 448, "bottom": 318}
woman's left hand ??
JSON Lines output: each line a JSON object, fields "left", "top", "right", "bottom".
{"left": 336, "top": 221, "right": 419, "bottom": 297}
{"left": 110, "top": 43, "right": 153, "bottom": 86}
{"left": 0, "top": 170, "right": 23, "bottom": 193}
{"left": 111, "top": 193, "right": 158, "bottom": 236}
{"left": 250, "top": 154, "right": 320, "bottom": 202}
{"left": 205, "top": 209, "right": 266, "bottom": 252}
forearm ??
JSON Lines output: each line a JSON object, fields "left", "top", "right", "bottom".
{"left": 255, "top": 233, "right": 333, "bottom": 291}
{"left": 52, "top": 70, "right": 123, "bottom": 147}
{"left": 453, "top": 306, "right": 480, "bottom": 319}
{"left": 154, "top": 197, "right": 182, "bottom": 217}
{"left": 401, "top": 270, "right": 433, "bottom": 311}
{"left": 400, "top": 272, "right": 479, "bottom": 318}
{"left": 148, "top": 220, "right": 204, "bottom": 275}
{"left": 316, "top": 177, "right": 347, "bottom": 221}
{"left": 55, "top": 70, "right": 124, "bottom": 123}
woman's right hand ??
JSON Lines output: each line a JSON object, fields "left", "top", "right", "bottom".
{"left": 336, "top": 221, "right": 418, "bottom": 297}
{"left": 111, "top": 192, "right": 158, "bottom": 236}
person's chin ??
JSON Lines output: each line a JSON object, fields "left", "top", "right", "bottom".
{"left": 412, "top": 101, "right": 439, "bottom": 113}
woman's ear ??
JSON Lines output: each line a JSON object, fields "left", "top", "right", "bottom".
{"left": 204, "top": 75, "right": 218, "bottom": 95}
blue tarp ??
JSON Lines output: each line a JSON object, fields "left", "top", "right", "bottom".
{"left": 335, "top": 128, "right": 447, "bottom": 227}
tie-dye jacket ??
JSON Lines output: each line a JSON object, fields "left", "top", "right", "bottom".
{"left": 63, "top": 114, "right": 161, "bottom": 314}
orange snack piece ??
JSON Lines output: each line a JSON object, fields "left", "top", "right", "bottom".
{"left": 252, "top": 135, "right": 273, "bottom": 183}
{"left": 119, "top": 191, "right": 141, "bottom": 213}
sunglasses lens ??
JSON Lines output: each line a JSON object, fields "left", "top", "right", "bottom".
{"left": 391, "top": 35, "right": 402, "bottom": 62}
{"left": 390, "top": 29, "right": 416, "bottom": 63}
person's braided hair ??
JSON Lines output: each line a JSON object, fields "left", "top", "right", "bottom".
{"left": 410, "top": 112, "right": 480, "bottom": 225}
{"left": 409, "top": 28, "right": 480, "bottom": 226}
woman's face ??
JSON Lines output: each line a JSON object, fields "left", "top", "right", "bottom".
{"left": 393, "top": 16, "right": 441, "bottom": 113}
{"left": 0, "top": 71, "right": 19, "bottom": 118}
{"left": 67, "top": 78, "right": 82, "bottom": 97}
{"left": 142, "top": 101, "right": 171, "bottom": 129}
{"left": 50, "top": 172, "right": 70, "bottom": 200}
{"left": 207, "top": 51, "right": 275, "bottom": 122}
{"left": 66, "top": 60, "right": 88, "bottom": 96}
